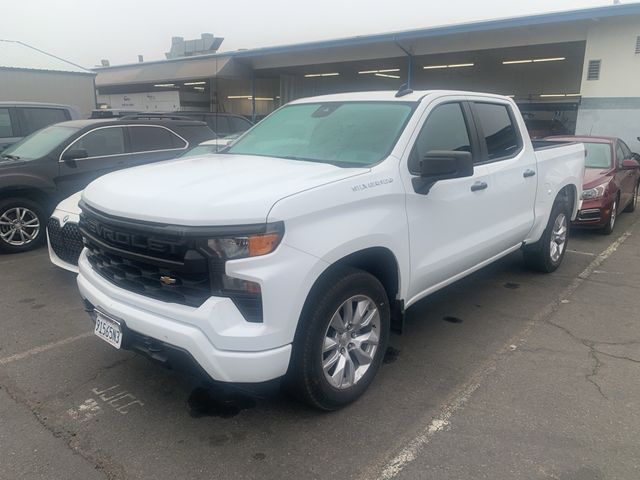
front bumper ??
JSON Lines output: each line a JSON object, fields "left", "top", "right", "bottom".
{"left": 77, "top": 251, "right": 292, "bottom": 383}
{"left": 572, "top": 198, "right": 612, "bottom": 228}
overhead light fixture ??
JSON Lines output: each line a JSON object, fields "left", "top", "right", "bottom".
{"left": 375, "top": 73, "right": 401, "bottom": 79}
{"left": 503, "top": 57, "right": 566, "bottom": 65}
{"left": 227, "top": 95, "right": 274, "bottom": 101}
{"left": 304, "top": 72, "right": 340, "bottom": 78}
{"left": 184, "top": 81, "right": 207, "bottom": 85}
{"left": 193, "top": 86, "right": 205, "bottom": 91}
{"left": 423, "top": 63, "right": 474, "bottom": 70}
{"left": 540, "top": 93, "right": 581, "bottom": 98}
{"left": 358, "top": 68, "right": 400, "bottom": 74}
{"left": 154, "top": 83, "right": 175, "bottom": 87}
{"left": 533, "top": 57, "right": 566, "bottom": 62}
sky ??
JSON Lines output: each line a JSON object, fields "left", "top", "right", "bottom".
{"left": 4, "top": 0, "right": 633, "bottom": 68}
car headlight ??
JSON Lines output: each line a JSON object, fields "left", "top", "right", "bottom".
{"left": 581, "top": 183, "right": 608, "bottom": 200}
{"left": 207, "top": 228, "right": 283, "bottom": 260}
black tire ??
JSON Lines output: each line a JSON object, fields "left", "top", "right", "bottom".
{"left": 523, "top": 197, "right": 571, "bottom": 273}
{"left": 600, "top": 196, "right": 618, "bottom": 236}
{"left": 284, "top": 267, "right": 390, "bottom": 410}
{"left": 0, "top": 197, "right": 47, "bottom": 253}
{"left": 623, "top": 182, "right": 638, "bottom": 213}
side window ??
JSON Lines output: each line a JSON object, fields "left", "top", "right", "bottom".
{"left": 473, "top": 103, "right": 521, "bottom": 161}
{"left": 616, "top": 142, "right": 626, "bottom": 166}
{"left": 230, "top": 116, "right": 252, "bottom": 133}
{"left": 129, "top": 126, "right": 186, "bottom": 152}
{"left": 18, "top": 108, "right": 69, "bottom": 135}
{"left": 70, "top": 127, "right": 126, "bottom": 158}
{"left": 409, "top": 102, "right": 471, "bottom": 173}
{"left": 619, "top": 141, "right": 632, "bottom": 160}
{"left": 0, "top": 108, "right": 14, "bottom": 138}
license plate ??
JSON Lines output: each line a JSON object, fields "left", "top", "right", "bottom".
{"left": 94, "top": 310, "right": 123, "bottom": 349}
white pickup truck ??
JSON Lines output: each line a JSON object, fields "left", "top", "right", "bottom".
{"left": 76, "top": 90, "right": 584, "bottom": 410}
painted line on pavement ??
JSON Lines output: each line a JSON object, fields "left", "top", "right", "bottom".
{"left": 365, "top": 224, "right": 635, "bottom": 480}
{"left": 0, "top": 332, "right": 93, "bottom": 366}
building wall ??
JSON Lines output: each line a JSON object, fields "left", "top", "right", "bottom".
{"left": 576, "top": 16, "right": 640, "bottom": 151}
{"left": 0, "top": 70, "right": 96, "bottom": 117}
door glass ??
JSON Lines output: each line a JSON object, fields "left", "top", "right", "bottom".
{"left": 71, "top": 127, "right": 126, "bottom": 157}
{"left": 619, "top": 141, "right": 632, "bottom": 159}
{"left": 129, "top": 126, "right": 184, "bottom": 152}
{"left": 18, "top": 108, "right": 69, "bottom": 135}
{"left": 616, "top": 143, "right": 626, "bottom": 166}
{"left": 409, "top": 103, "right": 471, "bottom": 173}
{"left": 0, "top": 108, "right": 13, "bottom": 137}
{"left": 474, "top": 103, "right": 520, "bottom": 160}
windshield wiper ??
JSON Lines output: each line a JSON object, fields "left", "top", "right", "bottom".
{"left": 1, "top": 154, "right": 20, "bottom": 160}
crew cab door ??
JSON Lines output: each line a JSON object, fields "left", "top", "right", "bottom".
{"left": 57, "top": 126, "right": 130, "bottom": 198}
{"left": 468, "top": 100, "right": 536, "bottom": 251}
{"left": 401, "top": 98, "right": 499, "bottom": 303}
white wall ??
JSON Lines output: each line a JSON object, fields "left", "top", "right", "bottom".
{"left": 97, "top": 91, "right": 180, "bottom": 112}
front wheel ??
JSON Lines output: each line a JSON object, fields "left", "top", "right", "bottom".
{"left": 285, "top": 267, "right": 390, "bottom": 410}
{"left": 523, "top": 198, "right": 570, "bottom": 273}
{"left": 623, "top": 182, "right": 638, "bottom": 213}
{"left": 0, "top": 198, "right": 46, "bottom": 253}
{"left": 600, "top": 197, "right": 618, "bottom": 235}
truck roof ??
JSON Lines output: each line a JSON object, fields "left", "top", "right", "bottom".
{"left": 289, "top": 90, "right": 514, "bottom": 104}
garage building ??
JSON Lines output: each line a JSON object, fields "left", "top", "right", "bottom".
{"left": 94, "top": 3, "right": 640, "bottom": 150}
{"left": 0, "top": 39, "right": 96, "bottom": 117}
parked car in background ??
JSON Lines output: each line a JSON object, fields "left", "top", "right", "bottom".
{"left": 548, "top": 135, "right": 640, "bottom": 234}
{"left": 0, "top": 102, "right": 78, "bottom": 149}
{"left": 172, "top": 111, "right": 252, "bottom": 136}
{"left": 0, "top": 114, "right": 216, "bottom": 253}
{"left": 47, "top": 191, "right": 82, "bottom": 272}
{"left": 77, "top": 90, "right": 584, "bottom": 410}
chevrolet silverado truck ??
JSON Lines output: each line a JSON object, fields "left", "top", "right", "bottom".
{"left": 76, "top": 90, "right": 585, "bottom": 410}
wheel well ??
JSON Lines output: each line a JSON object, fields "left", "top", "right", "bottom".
{"left": 558, "top": 184, "right": 576, "bottom": 213}
{"left": 0, "top": 188, "right": 52, "bottom": 212}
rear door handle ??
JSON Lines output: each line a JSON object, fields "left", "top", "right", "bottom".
{"left": 523, "top": 169, "right": 536, "bottom": 178}
{"left": 471, "top": 181, "right": 488, "bottom": 192}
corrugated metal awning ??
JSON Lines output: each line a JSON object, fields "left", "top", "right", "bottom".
{"left": 95, "top": 55, "right": 247, "bottom": 87}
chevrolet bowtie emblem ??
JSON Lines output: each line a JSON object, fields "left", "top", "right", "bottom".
{"left": 159, "top": 275, "right": 177, "bottom": 286}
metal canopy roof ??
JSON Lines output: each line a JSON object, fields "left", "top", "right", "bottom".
{"left": 95, "top": 3, "right": 640, "bottom": 86}
{"left": 0, "top": 39, "right": 94, "bottom": 75}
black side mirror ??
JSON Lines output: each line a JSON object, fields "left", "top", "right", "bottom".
{"left": 62, "top": 148, "right": 88, "bottom": 161}
{"left": 413, "top": 150, "right": 474, "bottom": 194}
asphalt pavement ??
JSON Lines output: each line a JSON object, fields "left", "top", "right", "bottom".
{"left": 0, "top": 211, "right": 638, "bottom": 480}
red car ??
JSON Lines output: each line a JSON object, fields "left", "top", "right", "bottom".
{"left": 548, "top": 136, "right": 640, "bottom": 234}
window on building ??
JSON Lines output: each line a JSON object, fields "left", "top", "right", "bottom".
{"left": 473, "top": 103, "right": 520, "bottom": 160}
{"left": 71, "top": 127, "right": 126, "bottom": 157}
{"left": 635, "top": 36, "right": 640, "bottom": 54}
{"left": 409, "top": 102, "right": 471, "bottom": 173}
{"left": 129, "top": 126, "right": 186, "bottom": 152}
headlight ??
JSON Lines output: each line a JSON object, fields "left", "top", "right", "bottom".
{"left": 581, "top": 183, "right": 608, "bottom": 200}
{"left": 207, "top": 229, "right": 283, "bottom": 260}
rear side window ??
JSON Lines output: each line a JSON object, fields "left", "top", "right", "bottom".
{"left": 18, "top": 108, "right": 69, "bottom": 135}
{"left": 409, "top": 102, "right": 471, "bottom": 173}
{"left": 71, "top": 127, "right": 126, "bottom": 157}
{"left": 0, "top": 108, "right": 14, "bottom": 137}
{"left": 473, "top": 103, "right": 521, "bottom": 161}
{"left": 129, "top": 126, "right": 186, "bottom": 152}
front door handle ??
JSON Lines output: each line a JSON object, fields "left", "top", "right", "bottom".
{"left": 523, "top": 169, "right": 536, "bottom": 178}
{"left": 471, "top": 181, "right": 488, "bottom": 192}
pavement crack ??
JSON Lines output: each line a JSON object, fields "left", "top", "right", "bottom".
{"left": 594, "top": 350, "right": 640, "bottom": 364}
{"left": 584, "top": 344, "right": 609, "bottom": 401}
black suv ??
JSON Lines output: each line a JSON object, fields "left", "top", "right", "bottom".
{"left": 0, "top": 115, "right": 215, "bottom": 252}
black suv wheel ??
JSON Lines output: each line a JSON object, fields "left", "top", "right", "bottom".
{"left": 0, "top": 198, "right": 46, "bottom": 253}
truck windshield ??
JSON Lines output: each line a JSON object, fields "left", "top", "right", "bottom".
{"left": 226, "top": 102, "right": 414, "bottom": 166}
{"left": 2, "top": 125, "right": 78, "bottom": 160}
{"left": 583, "top": 142, "right": 612, "bottom": 169}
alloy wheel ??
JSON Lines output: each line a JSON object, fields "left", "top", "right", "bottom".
{"left": 609, "top": 200, "right": 617, "bottom": 230}
{"left": 322, "top": 295, "right": 380, "bottom": 389}
{"left": 0, "top": 207, "right": 41, "bottom": 246}
{"left": 549, "top": 212, "right": 567, "bottom": 263}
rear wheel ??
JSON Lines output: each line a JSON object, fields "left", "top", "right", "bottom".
{"left": 0, "top": 198, "right": 46, "bottom": 253}
{"left": 285, "top": 267, "right": 390, "bottom": 410}
{"left": 523, "top": 197, "right": 570, "bottom": 273}
{"left": 600, "top": 197, "right": 618, "bottom": 235}
{"left": 623, "top": 182, "right": 638, "bottom": 213}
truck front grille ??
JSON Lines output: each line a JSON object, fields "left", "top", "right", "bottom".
{"left": 47, "top": 218, "right": 83, "bottom": 266}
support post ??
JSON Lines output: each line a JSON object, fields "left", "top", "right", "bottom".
{"left": 251, "top": 75, "right": 256, "bottom": 123}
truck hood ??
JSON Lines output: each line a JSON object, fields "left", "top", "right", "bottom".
{"left": 82, "top": 154, "right": 368, "bottom": 225}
